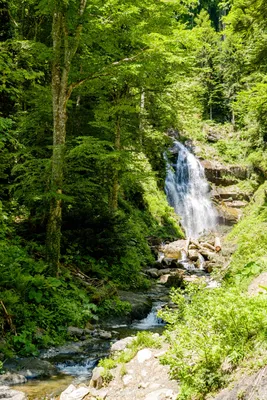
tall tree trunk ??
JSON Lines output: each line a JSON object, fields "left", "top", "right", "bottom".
{"left": 46, "top": 11, "right": 69, "bottom": 275}
{"left": 109, "top": 116, "right": 121, "bottom": 212}
{"left": 45, "top": 1, "right": 87, "bottom": 274}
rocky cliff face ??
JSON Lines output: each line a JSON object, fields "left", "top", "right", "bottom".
{"left": 199, "top": 159, "right": 256, "bottom": 226}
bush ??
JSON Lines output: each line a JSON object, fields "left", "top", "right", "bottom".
{"left": 226, "top": 182, "right": 267, "bottom": 286}
{"left": 160, "top": 284, "right": 267, "bottom": 400}
{"left": 0, "top": 241, "right": 98, "bottom": 355}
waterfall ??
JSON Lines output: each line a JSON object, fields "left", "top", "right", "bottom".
{"left": 165, "top": 141, "right": 217, "bottom": 238}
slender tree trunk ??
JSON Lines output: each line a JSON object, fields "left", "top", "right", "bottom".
{"left": 46, "top": 2, "right": 87, "bottom": 274}
{"left": 231, "top": 109, "right": 235, "bottom": 126}
{"left": 46, "top": 11, "right": 69, "bottom": 275}
{"left": 110, "top": 116, "right": 121, "bottom": 212}
{"left": 209, "top": 104, "right": 213, "bottom": 120}
{"left": 139, "top": 89, "right": 145, "bottom": 146}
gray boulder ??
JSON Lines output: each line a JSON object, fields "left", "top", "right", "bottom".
{"left": 0, "top": 372, "right": 26, "bottom": 386}
{"left": 67, "top": 326, "right": 85, "bottom": 338}
{"left": 110, "top": 337, "right": 134, "bottom": 353}
{"left": 4, "top": 358, "right": 57, "bottom": 379}
{"left": 0, "top": 386, "right": 27, "bottom": 400}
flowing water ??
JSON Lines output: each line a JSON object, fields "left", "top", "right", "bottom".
{"left": 165, "top": 141, "right": 217, "bottom": 238}
{"left": 13, "top": 302, "right": 165, "bottom": 399}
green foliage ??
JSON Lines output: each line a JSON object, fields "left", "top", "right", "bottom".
{"left": 226, "top": 182, "right": 267, "bottom": 285}
{"left": 0, "top": 239, "right": 99, "bottom": 356}
{"left": 97, "top": 298, "right": 132, "bottom": 317}
{"left": 160, "top": 284, "right": 267, "bottom": 400}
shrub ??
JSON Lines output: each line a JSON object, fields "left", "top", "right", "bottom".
{"left": 160, "top": 284, "right": 267, "bottom": 400}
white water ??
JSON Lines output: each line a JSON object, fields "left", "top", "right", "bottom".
{"left": 131, "top": 303, "right": 165, "bottom": 329}
{"left": 56, "top": 358, "right": 97, "bottom": 379}
{"left": 165, "top": 141, "right": 217, "bottom": 238}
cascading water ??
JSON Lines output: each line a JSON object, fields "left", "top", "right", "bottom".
{"left": 165, "top": 141, "right": 217, "bottom": 238}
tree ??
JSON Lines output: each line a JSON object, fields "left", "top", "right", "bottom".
{"left": 46, "top": 0, "right": 88, "bottom": 274}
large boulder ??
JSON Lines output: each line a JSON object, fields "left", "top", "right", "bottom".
{"left": 117, "top": 291, "right": 152, "bottom": 321}
{"left": 4, "top": 358, "right": 57, "bottom": 379}
{"left": 158, "top": 271, "right": 184, "bottom": 288}
{"left": 110, "top": 337, "right": 135, "bottom": 353}
{"left": 216, "top": 203, "right": 241, "bottom": 225}
{"left": 60, "top": 384, "right": 89, "bottom": 400}
{"left": 0, "top": 386, "right": 27, "bottom": 400}
{"left": 89, "top": 367, "right": 105, "bottom": 390}
{"left": 0, "top": 372, "right": 26, "bottom": 386}
{"left": 67, "top": 327, "right": 85, "bottom": 339}
{"left": 159, "top": 240, "right": 187, "bottom": 260}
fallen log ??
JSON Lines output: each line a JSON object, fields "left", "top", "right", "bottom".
{"left": 0, "top": 300, "right": 16, "bottom": 335}
{"left": 201, "top": 242, "right": 216, "bottom": 252}
{"left": 190, "top": 239, "right": 201, "bottom": 249}
{"left": 215, "top": 236, "right": 221, "bottom": 252}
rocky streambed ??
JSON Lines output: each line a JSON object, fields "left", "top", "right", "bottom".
{"left": 1, "top": 286, "right": 170, "bottom": 399}
{"left": 1, "top": 233, "right": 231, "bottom": 400}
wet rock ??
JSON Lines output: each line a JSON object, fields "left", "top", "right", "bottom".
{"left": 189, "top": 244, "right": 198, "bottom": 250}
{"left": 161, "top": 258, "right": 179, "bottom": 268}
{"left": 0, "top": 386, "right": 27, "bottom": 400}
{"left": 165, "top": 272, "right": 184, "bottom": 288}
{"left": 147, "top": 268, "right": 159, "bottom": 278}
{"left": 67, "top": 327, "right": 85, "bottom": 339}
{"left": 118, "top": 291, "right": 152, "bottom": 321}
{"left": 60, "top": 384, "right": 89, "bottom": 400}
{"left": 97, "top": 330, "right": 112, "bottom": 340}
{"left": 204, "top": 262, "right": 214, "bottom": 273}
{"left": 0, "top": 372, "right": 26, "bottom": 386}
{"left": 137, "top": 349, "right": 152, "bottom": 363}
{"left": 157, "top": 268, "right": 171, "bottom": 276}
{"left": 111, "top": 337, "right": 134, "bottom": 353}
{"left": 4, "top": 358, "right": 57, "bottom": 379}
{"left": 188, "top": 250, "right": 199, "bottom": 261}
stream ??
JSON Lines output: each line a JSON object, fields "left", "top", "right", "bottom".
{"left": 13, "top": 300, "right": 166, "bottom": 399}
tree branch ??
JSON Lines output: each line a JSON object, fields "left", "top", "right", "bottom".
{"left": 66, "top": 48, "right": 149, "bottom": 100}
